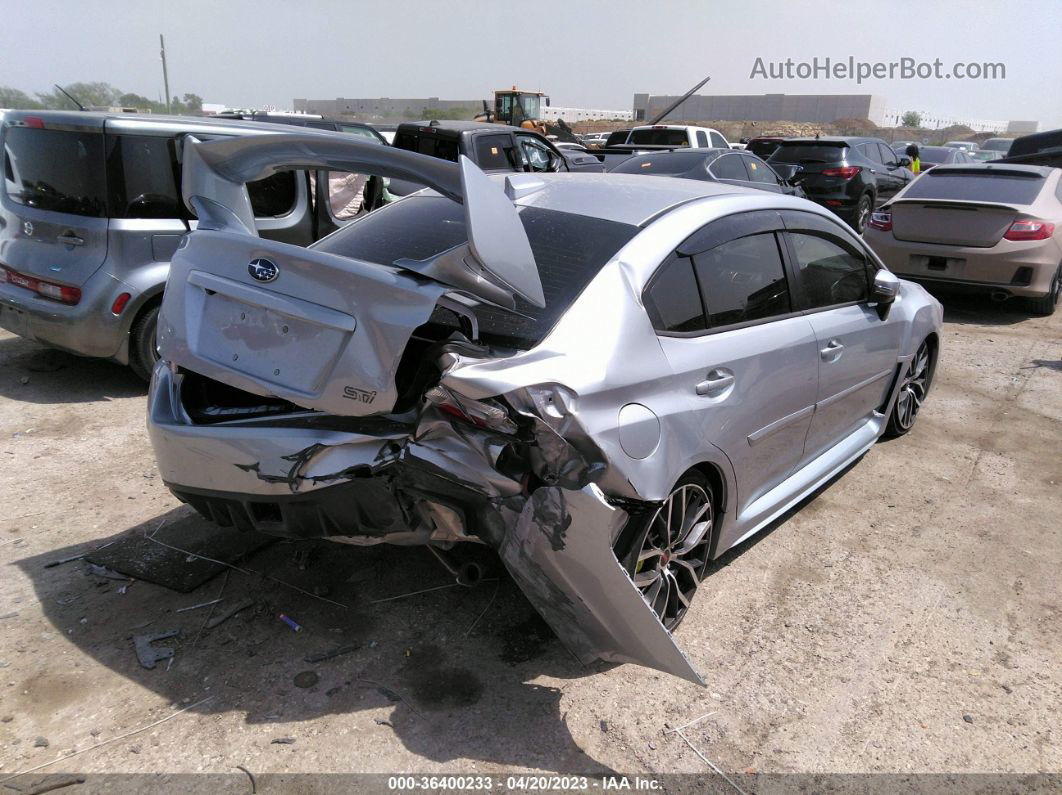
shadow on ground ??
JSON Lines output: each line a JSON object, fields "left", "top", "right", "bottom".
{"left": 13, "top": 506, "right": 618, "bottom": 773}
{"left": 0, "top": 337, "right": 144, "bottom": 405}
{"left": 931, "top": 289, "right": 1042, "bottom": 327}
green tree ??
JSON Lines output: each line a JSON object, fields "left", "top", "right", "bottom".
{"left": 181, "top": 93, "right": 203, "bottom": 113}
{"left": 0, "top": 86, "right": 42, "bottom": 109}
{"left": 37, "top": 82, "right": 123, "bottom": 110}
{"left": 900, "top": 110, "right": 922, "bottom": 128}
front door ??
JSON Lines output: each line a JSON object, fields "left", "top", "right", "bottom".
{"left": 781, "top": 213, "right": 904, "bottom": 462}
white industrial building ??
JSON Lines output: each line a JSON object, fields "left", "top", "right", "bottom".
{"left": 541, "top": 106, "right": 633, "bottom": 122}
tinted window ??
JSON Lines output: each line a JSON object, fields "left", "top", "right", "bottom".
{"left": 858, "top": 143, "right": 883, "bottom": 164}
{"left": 902, "top": 170, "right": 1045, "bottom": 204}
{"left": 314, "top": 197, "right": 639, "bottom": 347}
{"left": 393, "top": 132, "right": 459, "bottom": 163}
{"left": 645, "top": 257, "right": 706, "bottom": 332}
{"left": 711, "top": 154, "right": 748, "bottom": 180}
{"left": 247, "top": 171, "right": 297, "bottom": 217}
{"left": 629, "top": 129, "right": 691, "bottom": 146}
{"left": 474, "top": 134, "right": 516, "bottom": 170}
{"left": 605, "top": 130, "right": 630, "bottom": 146}
{"left": 105, "top": 134, "right": 183, "bottom": 219}
{"left": 769, "top": 144, "right": 847, "bottom": 165}
{"left": 693, "top": 234, "right": 790, "bottom": 326}
{"left": 918, "top": 146, "right": 955, "bottom": 164}
{"left": 877, "top": 143, "right": 898, "bottom": 166}
{"left": 611, "top": 151, "right": 707, "bottom": 175}
{"left": 788, "top": 232, "right": 868, "bottom": 308}
{"left": 696, "top": 131, "right": 709, "bottom": 147}
{"left": 3, "top": 127, "right": 106, "bottom": 217}
{"left": 744, "top": 156, "right": 778, "bottom": 184}
{"left": 517, "top": 135, "right": 555, "bottom": 172}
{"left": 710, "top": 131, "right": 729, "bottom": 149}
{"left": 748, "top": 139, "right": 781, "bottom": 159}
{"left": 981, "top": 138, "right": 1014, "bottom": 153}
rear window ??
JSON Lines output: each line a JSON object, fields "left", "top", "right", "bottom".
{"left": 902, "top": 170, "right": 1045, "bottom": 204}
{"left": 393, "top": 132, "right": 460, "bottom": 163}
{"left": 769, "top": 144, "right": 847, "bottom": 165}
{"left": 3, "top": 127, "right": 107, "bottom": 217}
{"left": 748, "top": 140, "right": 781, "bottom": 159}
{"left": 605, "top": 131, "right": 630, "bottom": 147}
{"left": 313, "top": 196, "right": 639, "bottom": 347}
{"left": 105, "top": 134, "right": 184, "bottom": 219}
{"left": 628, "top": 129, "right": 690, "bottom": 146}
{"left": 611, "top": 152, "right": 707, "bottom": 175}
{"left": 917, "top": 147, "right": 953, "bottom": 163}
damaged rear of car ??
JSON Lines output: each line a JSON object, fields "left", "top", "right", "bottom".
{"left": 149, "top": 132, "right": 704, "bottom": 684}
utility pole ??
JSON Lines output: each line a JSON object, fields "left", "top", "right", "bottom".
{"left": 160, "top": 34, "right": 171, "bottom": 114}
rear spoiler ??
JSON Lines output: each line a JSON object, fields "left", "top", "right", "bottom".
{"left": 886, "top": 198, "right": 1024, "bottom": 213}
{"left": 181, "top": 132, "right": 545, "bottom": 308}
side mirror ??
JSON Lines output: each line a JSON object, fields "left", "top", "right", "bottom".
{"left": 871, "top": 269, "right": 900, "bottom": 315}
{"left": 897, "top": 155, "right": 912, "bottom": 167}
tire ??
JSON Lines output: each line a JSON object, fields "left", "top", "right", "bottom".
{"left": 128, "top": 304, "right": 160, "bottom": 382}
{"left": 852, "top": 193, "right": 873, "bottom": 235}
{"left": 1027, "top": 265, "right": 1061, "bottom": 316}
{"left": 620, "top": 471, "right": 715, "bottom": 631}
{"left": 885, "top": 339, "right": 932, "bottom": 437}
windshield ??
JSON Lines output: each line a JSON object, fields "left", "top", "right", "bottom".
{"left": 628, "top": 129, "right": 690, "bottom": 146}
{"left": 982, "top": 138, "right": 1014, "bottom": 152}
{"left": 901, "top": 170, "right": 1044, "bottom": 204}
{"left": 769, "top": 143, "right": 847, "bottom": 165}
{"left": 611, "top": 152, "right": 708, "bottom": 175}
{"left": 313, "top": 196, "right": 640, "bottom": 347}
{"left": 918, "top": 147, "right": 954, "bottom": 163}
{"left": 3, "top": 127, "right": 107, "bottom": 217}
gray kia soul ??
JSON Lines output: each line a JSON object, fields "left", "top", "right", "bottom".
{"left": 0, "top": 111, "right": 363, "bottom": 378}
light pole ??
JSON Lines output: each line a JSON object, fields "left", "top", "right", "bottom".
{"left": 160, "top": 34, "right": 171, "bottom": 114}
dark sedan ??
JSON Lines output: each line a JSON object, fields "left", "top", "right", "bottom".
{"left": 609, "top": 148, "right": 805, "bottom": 196}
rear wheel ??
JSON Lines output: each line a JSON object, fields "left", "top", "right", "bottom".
{"left": 1027, "top": 264, "right": 1061, "bottom": 316}
{"left": 852, "top": 194, "right": 873, "bottom": 235}
{"left": 625, "top": 472, "right": 715, "bottom": 631}
{"left": 885, "top": 339, "right": 932, "bottom": 437}
{"left": 129, "top": 304, "right": 160, "bottom": 382}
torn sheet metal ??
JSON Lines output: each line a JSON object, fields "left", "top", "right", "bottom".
{"left": 497, "top": 484, "right": 704, "bottom": 686}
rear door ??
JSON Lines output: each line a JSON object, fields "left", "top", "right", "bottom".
{"left": 741, "top": 154, "right": 785, "bottom": 194}
{"left": 1, "top": 116, "right": 109, "bottom": 286}
{"left": 646, "top": 211, "right": 819, "bottom": 512}
{"left": 781, "top": 211, "right": 904, "bottom": 463}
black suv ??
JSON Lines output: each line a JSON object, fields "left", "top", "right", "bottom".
{"left": 767, "top": 136, "right": 914, "bottom": 233}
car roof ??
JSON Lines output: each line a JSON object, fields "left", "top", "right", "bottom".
{"left": 926, "top": 163, "right": 1055, "bottom": 178}
{"left": 493, "top": 171, "right": 803, "bottom": 227}
{"left": 0, "top": 108, "right": 324, "bottom": 137}
{"left": 780, "top": 136, "right": 881, "bottom": 145}
{"left": 398, "top": 120, "right": 508, "bottom": 133}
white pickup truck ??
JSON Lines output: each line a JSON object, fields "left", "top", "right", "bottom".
{"left": 590, "top": 124, "right": 732, "bottom": 168}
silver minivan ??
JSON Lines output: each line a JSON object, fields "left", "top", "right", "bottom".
{"left": 0, "top": 110, "right": 368, "bottom": 377}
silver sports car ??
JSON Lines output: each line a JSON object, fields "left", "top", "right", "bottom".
{"left": 148, "top": 132, "right": 943, "bottom": 684}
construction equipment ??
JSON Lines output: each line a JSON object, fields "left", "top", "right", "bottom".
{"left": 474, "top": 87, "right": 580, "bottom": 144}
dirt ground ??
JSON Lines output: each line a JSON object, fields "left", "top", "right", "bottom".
{"left": 0, "top": 291, "right": 1059, "bottom": 785}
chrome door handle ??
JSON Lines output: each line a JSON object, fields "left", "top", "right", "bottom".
{"left": 696, "top": 369, "right": 734, "bottom": 395}
{"left": 820, "top": 339, "right": 844, "bottom": 360}
{"left": 57, "top": 234, "right": 84, "bottom": 246}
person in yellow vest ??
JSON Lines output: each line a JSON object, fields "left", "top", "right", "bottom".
{"left": 905, "top": 144, "right": 921, "bottom": 175}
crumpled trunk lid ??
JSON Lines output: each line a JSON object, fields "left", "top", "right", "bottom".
{"left": 158, "top": 230, "right": 449, "bottom": 416}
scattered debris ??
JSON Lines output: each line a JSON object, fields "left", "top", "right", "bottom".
{"left": 128, "top": 744, "right": 141, "bottom": 754}
{"left": 374, "top": 718, "right": 393, "bottom": 728}
{"left": 235, "top": 764, "right": 257, "bottom": 793}
{"left": 18, "top": 775, "right": 86, "bottom": 795}
{"left": 33, "top": 736, "right": 50, "bottom": 748}
{"left": 43, "top": 553, "right": 86, "bottom": 569}
{"left": 87, "top": 563, "right": 132, "bottom": 582}
{"left": 133, "top": 630, "right": 179, "bottom": 669}
{"left": 304, "top": 643, "right": 359, "bottom": 664}
{"left": 1, "top": 716, "right": 12, "bottom": 723}
{"left": 293, "top": 671, "right": 319, "bottom": 689}
{"left": 175, "top": 598, "right": 224, "bottom": 614}
{"left": 278, "top": 614, "right": 302, "bottom": 632}
{"left": 963, "top": 713, "right": 975, "bottom": 724}
{"left": 0, "top": 611, "right": 18, "bottom": 620}
{"left": 599, "top": 720, "right": 608, "bottom": 732}
{"left": 0, "top": 697, "right": 213, "bottom": 782}
{"left": 270, "top": 737, "right": 296, "bottom": 745}
{"left": 205, "top": 599, "right": 255, "bottom": 630}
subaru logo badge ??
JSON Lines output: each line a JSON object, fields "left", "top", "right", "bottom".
{"left": 248, "top": 258, "right": 279, "bottom": 283}
{"left": 22, "top": 221, "right": 33, "bottom": 237}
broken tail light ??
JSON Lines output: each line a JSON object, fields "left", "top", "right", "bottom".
{"left": 821, "top": 166, "right": 861, "bottom": 180}
{"left": 1004, "top": 219, "right": 1054, "bottom": 241}
{"left": 425, "top": 386, "right": 518, "bottom": 434}
{"left": 868, "top": 210, "right": 893, "bottom": 232}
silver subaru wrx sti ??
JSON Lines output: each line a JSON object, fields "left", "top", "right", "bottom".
{"left": 148, "top": 132, "right": 943, "bottom": 684}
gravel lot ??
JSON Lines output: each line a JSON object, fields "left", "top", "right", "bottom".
{"left": 0, "top": 291, "right": 1058, "bottom": 783}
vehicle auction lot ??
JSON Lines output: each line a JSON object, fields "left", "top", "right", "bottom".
{"left": 0, "top": 292, "right": 1058, "bottom": 780}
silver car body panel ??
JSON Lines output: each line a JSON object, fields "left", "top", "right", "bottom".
{"left": 148, "top": 134, "right": 943, "bottom": 683}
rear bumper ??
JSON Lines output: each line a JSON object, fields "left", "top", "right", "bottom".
{"left": 0, "top": 267, "right": 133, "bottom": 359}
{"left": 863, "top": 231, "right": 1061, "bottom": 298}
